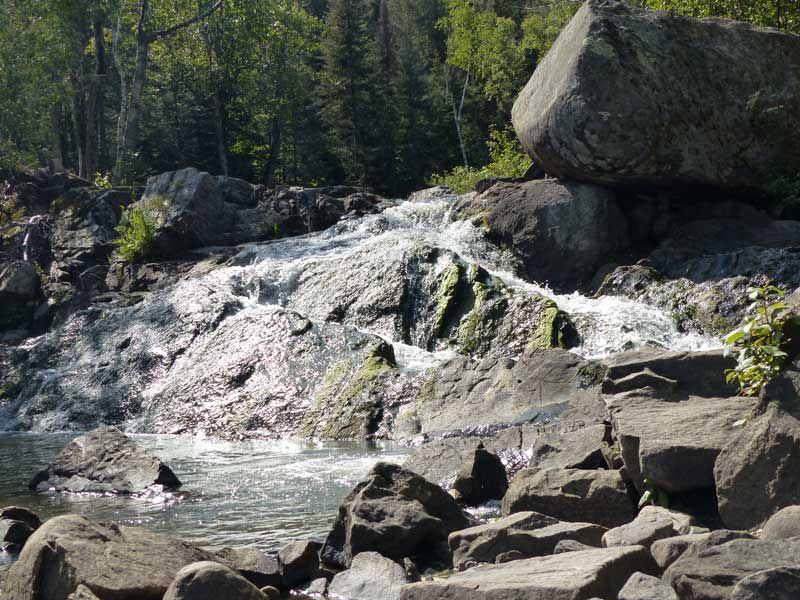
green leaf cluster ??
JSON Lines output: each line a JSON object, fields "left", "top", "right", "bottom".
{"left": 723, "top": 285, "right": 800, "bottom": 396}
{"left": 112, "top": 197, "right": 164, "bottom": 263}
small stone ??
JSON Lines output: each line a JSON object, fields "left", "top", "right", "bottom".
{"left": 618, "top": 572, "right": 678, "bottom": 600}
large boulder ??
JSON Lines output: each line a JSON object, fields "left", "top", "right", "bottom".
{"left": 162, "top": 561, "right": 267, "bottom": 600}
{"left": 502, "top": 468, "right": 634, "bottom": 528}
{"left": 328, "top": 552, "right": 411, "bottom": 600}
{"left": 29, "top": 426, "right": 180, "bottom": 494}
{"left": 458, "top": 179, "right": 628, "bottom": 289}
{"left": 512, "top": 0, "right": 800, "bottom": 193}
{"left": 214, "top": 547, "right": 281, "bottom": 589}
{"left": 451, "top": 443, "right": 508, "bottom": 506}
{"left": 730, "top": 567, "right": 800, "bottom": 600}
{"left": 278, "top": 540, "right": 320, "bottom": 587}
{"left": 714, "top": 364, "right": 800, "bottom": 529}
{"left": 399, "top": 546, "right": 658, "bottom": 600}
{"left": 3, "top": 514, "right": 217, "bottom": 600}
{"left": 448, "top": 511, "right": 606, "bottom": 570}
{"left": 320, "top": 462, "right": 470, "bottom": 569}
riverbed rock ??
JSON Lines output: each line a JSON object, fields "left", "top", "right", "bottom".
{"left": 502, "top": 467, "right": 634, "bottom": 528}
{"left": 320, "top": 462, "right": 470, "bottom": 569}
{"left": 761, "top": 505, "right": 800, "bottom": 540}
{"left": 602, "top": 506, "right": 690, "bottom": 550}
{"left": 399, "top": 546, "right": 658, "bottom": 600}
{"left": 604, "top": 350, "right": 754, "bottom": 494}
{"left": 449, "top": 511, "right": 606, "bottom": 570}
{"left": 215, "top": 546, "right": 281, "bottom": 589}
{"left": 3, "top": 514, "right": 217, "bottom": 600}
{"left": 618, "top": 572, "right": 678, "bottom": 600}
{"left": 278, "top": 540, "right": 320, "bottom": 587}
{"left": 715, "top": 364, "right": 800, "bottom": 529}
{"left": 28, "top": 425, "right": 181, "bottom": 494}
{"left": 458, "top": 179, "right": 628, "bottom": 290}
{"left": 512, "top": 0, "right": 800, "bottom": 194}
{"left": 730, "top": 567, "right": 800, "bottom": 600}
{"left": 328, "top": 552, "right": 410, "bottom": 600}
{"left": 163, "top": 561, "right": 267, "bottom": 600}
{"left": 650, "top": 533, "right": 711, "bottom": 571}
{"left": 451, "top": 443, "right": 508, "bottom": 506}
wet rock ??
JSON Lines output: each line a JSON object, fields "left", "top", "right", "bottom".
{"left": 602, "top": 506, "right": 685, "bottom": 550}
{"left": 401, "top": 348, "right": 606, "bottom": 440}
{"left": 663, "top": 532, "right": 799, "bottom": 600}
{"left": 715, "top": 364, "right": 800, "bottom": 530}
{"left": 3, "top": 514, "right": 217, "bottom": 600}
{"left": 320, "top": 462, "right": 470, "bottom": 569}
{"left": 761, "top": 505, "right": 800, "bottom": 540}
{"left": 553, "top": 539, "right": 595, "bottom": 554}
{"left": 328, "top": 552, "right": 409, "bottom": 600}
{"left": 458, "top": 179, "right": 629, "bottom": 290}
{"left": 730, "top": 567, "right": 800, "bottom": 600}
{"left": 0, "top": 507, "right": 42, "bottom": 530}
{"left": 448, "top": 511, "right": 606, "bottom": 570}
{"left": 0, "top": 519, "right": 34, "bottom": 549}
{"left": 604, "top": 350, "right": 753, "bottom": 494}
{"left": 163, "top": 561, "right": 267, "bottom": 600}
{"left": 502, "top": 468, "right": 634, "bottom": 528}
{"left": 278, "top": 540, "right": 320, "bottom": 588}
{"left": 650, "top": 533, "right": 711, "bottom": 571}
{"left": 215, "top": 546, "right": 281, "bottom": 589}
{"left": 304, "top": 578, "right": 329, "bottom": 595}
{"left": 399, "top": 546, "right": 658, "bottom": 600}
{"left": 0, "top": 260, "right": 41, "bottom": 330}
{"left": 29, "top": 426, "right": 181, "bottom": 494}
{"left": 512, "top": 0, "right": 800, "bottom": 194}
{"left": 451, "top": 443, "right": 508, "bottom": 506}
{"left": 618, "top": 572, "right": 678, "bottom": 600}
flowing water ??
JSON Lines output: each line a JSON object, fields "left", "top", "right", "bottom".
{"left": 0, "top": 191, "right": 721, "bottom": 567}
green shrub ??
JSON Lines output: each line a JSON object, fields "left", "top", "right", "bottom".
{"left": 724, "top": 284, "right": 800, "bottom": 396}
{"left": 112, "top": 197, "right": 164, "bottom": 263}
{"left": 428, "top": 127, "right": 532, "bottom": 194}
{"left": 94, "top": 172, "right": 113, "bottom": 189}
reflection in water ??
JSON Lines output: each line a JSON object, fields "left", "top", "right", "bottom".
{"left": 0, "top": 433, "right": 407, "bottom": 570}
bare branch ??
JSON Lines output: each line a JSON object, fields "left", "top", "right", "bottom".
{"left": 148, "top": 0, "right": 225, "bottom": 42}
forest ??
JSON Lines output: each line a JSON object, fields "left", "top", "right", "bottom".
{"left": 1, "top": 0, "right": 799, "bottom": 196}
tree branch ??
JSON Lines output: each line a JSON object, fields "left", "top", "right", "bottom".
{"left": 148, "top": 0, "right": 225, "bottom": 42}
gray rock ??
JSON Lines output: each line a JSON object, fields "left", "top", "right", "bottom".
{"left": 663, "top": 534, "right": 798, "bottom": 600}
{"left": 320, "top": 462, "right": 470, "bottom": 569}
{"left": 459, "top": 179, "right": 629, "bottom": 290}
{"left": 0, "top": 519, "right": 34, "bottom": 548}
{"left": 0, "top": 260, "right": 41, "bottom": 330}
{"left": 215, "top": 546, "right": 281, "bottom": 589}
{"left": 502, "top": 468, "right": 634, "bottom": 528}
{"left": 449, "top": 511, "right": 606, "bottom": 570}
{"left": 451, "top": 443, "right": 508, "bottom": 506}
{"left": 29, "top": 426, "right": 180, "bottom": 494}
{"left": 730, "top": 567, "right": 800, "bottom": 600}
{"left": 512, "top": 0, "right": 800, "bottom": 194}
{"left": 604, "top": 350, "right": 754, "bottom": 494}
{"left": 67, "top": 585, "right": 101, "bottom": 600}
{"left": 329, "top": 552, "right": 409, "bottom": 600}
{"left": 618, "top": 572, "right": 678, "bottom": 600}
{"left": 304, "top": 577, "right": 329, "bottom": 595}
{"left": 279, "top": 540, "right": 320, "bottom": 588}
{"left": 2, "top": 514, "right": 217, "bottom": 600}
{"left": 163, "top": 561, "right": 266, "bottom": 600}
{"left": 554, "top": 539, "right": 596, "bottom": 554}
{"left": 602, "top": 506, "right": 683, "bottom": 549}
{"left": 260, "top": 586, "right": 281, "bottom": 600}
{"left": 761, "top": 505, "right": 800, "bottom": 540}
{"left": 715, "top": 365, "right": 800, "bottom": 530}
{"left": 495, "top": 550, "right": 525, "bottom": 563}
{"left": 650, "top": 533, "right": 710, "bottom": 570}
{"left": 530, "top": 423, "right": 609, "bottom": 470}
{"left": 400, "top": 546, "right": 658, "bottom": 600}
{"left": 0, "top": 507, "right": 41, "bottom": 530}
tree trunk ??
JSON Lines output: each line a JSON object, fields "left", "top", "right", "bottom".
{"left": 49, "top": 103, "right": 65, "bottom": 174}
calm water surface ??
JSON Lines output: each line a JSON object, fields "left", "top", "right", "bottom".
{"left": 0, "top": 433, "right": 408, "bottom": 569}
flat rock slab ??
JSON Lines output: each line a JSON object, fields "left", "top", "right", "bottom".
{"left": 399, "top": 546, "right": 658, "bottom": 600}
{"left": 512, "top": 0, "right": 800, "bottom": 193}
{"left": 29, "top": 426, "right": 180, "bottom": 494}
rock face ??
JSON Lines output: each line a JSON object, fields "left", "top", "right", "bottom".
{"left": 0, "top": 260, "right": 41, "bottom": 330}
{"left": 162, "top": 561, "right": 267, "bottom": 600}
{"left": 512, "top": 0, "right": 800, "bottom": 193}
{"left": 604, "top": 350, "right": 753, "bottom": 494}
{"left": 715, "top": 364, "right": 800, "bottom": 529}
{"left": 328, "top": 552, "right": 410, "bottom": 600}
{"left": 457, "top": 179, "right": 628, "bottom": 290}
{"left": 451, "top": 443, "right": 508, "bottom": 506}
{"left": 29, "top": 426, "right": 180, "bottom": 494}
{"left": 320, "top": 462, "right": 470, "bottom": 569}
{"left": 399, "top": 546, "right": 658, "bottom": 600}
{"left": 502, "top": 468, "right": 634, "bottom": 528}
{"left": 3, "top": 514, "right": 217, "bottom": 600}
{"left": 448, "top": 511, "right": 606, "bottom": 570}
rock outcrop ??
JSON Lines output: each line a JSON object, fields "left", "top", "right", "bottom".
{"left": 512, "top": 0, "right": 800, "bottom": 193}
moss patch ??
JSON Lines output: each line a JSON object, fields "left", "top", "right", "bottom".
{"left": 432, "top": 263, "right": 463, "bottom": 339}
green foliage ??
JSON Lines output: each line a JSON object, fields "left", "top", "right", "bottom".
{"left": 520, "top": 0, "right": 582, "bottom": 58}
{"left": 0, "top": 180, "right": 25, "bottom": 239}
{"left": 767, "top": 174, "right": 800, "bottom": 200}
{"left": 639, "top": 0, "right": 800, "bottom": 33}
{"left": 639, "top": 478, "right": 670, "bottom": 509}
{"left": 112, "top": 197, "right": 164, "bottom": 263}
{"left": 724, "top": 285, "right": 800, "bottom": 396}
{"left": 429, "top": 127, "right": 532, "bottom": 194}
{"left": 94, "top": 172, "right": 112, "bottom": 189}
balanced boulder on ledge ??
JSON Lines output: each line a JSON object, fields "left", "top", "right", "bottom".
{"left": 512, "top": 0, "right": 800, "bottom": 193}
{"left": 29, "top": 426, "right": 181, "bottom": 494}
